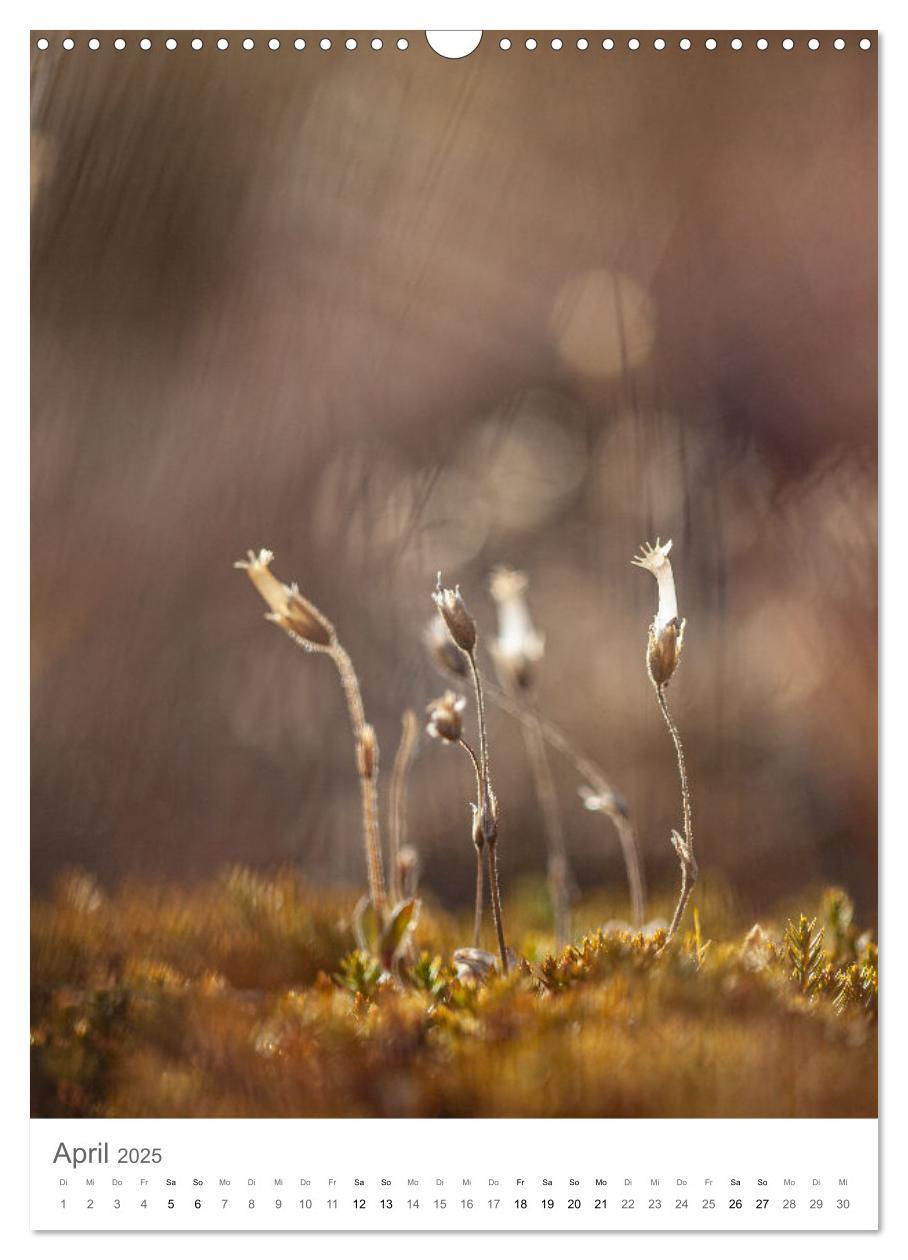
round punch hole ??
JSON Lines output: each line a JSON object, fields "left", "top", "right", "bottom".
{"left": 397, "top": 38, "right": 409, "bottom": 50}
{"left": 731, "top": 38, "right": 743, "bottom": 50}
{"left": 165, "top": 38, "right": 177, "bottom": 50}
{"left": 834, "top": 38, "right": 846, "bottom": 50}
{"left": 320, "top": 38, "right": 331, "bottom": 50}
{"left": 371, "top": 38, "right": 382, "bottom": 50}
{"left": 269, "top": 39, "right": 280, "bottom": 51}
{"left": 63, "top": 37, "right": 74, "bottom": 50}
{"left": 294, "top": 38, "right": 306, "bottom": 50}
{"left": 36, "top": 37, "right": 49, "bottom": 50}
{"left": 654, "top": 38, "right": 666, "bottom": 51}
{"left": 526, "top": 38, "right": 537, "bottom": 50}
{"left": 500, "top": 38, "right": 511, "bottom": 50}
{"left": 679, "top": 38, "right": 691, "bottom": 50}
{"left": 140, "top": 38, "right": 151, "bottom": 50}
{"left": 860, "top": 38, "right": 872, "bottom": 50}
{"left": 217, "top": 38, "right": 229, "bottom": 50}
{"left": 603, "top": 38, "right": 614, "bottom": 50}
{"left": 628, "top": 38, "right": 640, "bottom": 51}
{"left": 551, "top": 38, "right": 563, "bottom": 50}
{"left": 191, "top": 38, "right": 203, "bottom": 50}
{"left": 114, "top": 38, "right": 126, "bottom": 50}
{"left": 346, "top": 38, "right": 357, "bottom": 50}
{"left": 88, "top": 38, "right": 100, "bottom": 50}
{"left": 782, "top": 38, "right": 795, "bottom": 50}
{"left": 577, "top": 38, "right": 588, "bottom": 50}
{"left": 705, "top": 38, "right": 717, "bottom": 50}
{"left": 757, "top": 38, "right": 768, "bottom": 50}
{"left": 243, "top": 38, "right": 254, "bottom": 50}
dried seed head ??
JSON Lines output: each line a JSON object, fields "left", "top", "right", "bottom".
{"left": 425, "top": 691, "right": 467, "bottom": 743}
{"left": 432, "top": 575, "right": 477, "bottom": 654}
{"left": 488, "top": 565, "right": 545, "bottom": 690}
{"left": 646, "top": 617, "right": 685, "bottom": 687}
{"left": 632, "top": 539, "right": 684, "bottom": 687}
{"left": 424, "top": 614, "right": 469, "bottom": 680}
{"left": 356, "top": 723, "right": 378, "bottom": 779}
{"left": 235, "top": 549, "right": 335, "bottom": 649}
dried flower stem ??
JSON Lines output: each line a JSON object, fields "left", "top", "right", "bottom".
{"left": 236, "top": 552, "right": 389, "bottom": 916}
{"left": 388, "top": 709, "right": 418, "bottom": 904}
{"left": 466, "top": 650, "right": 508, "bottom": 973}
{"left": 472, "top": 852, "right": 485, "bottom": 949}
{"left": 467, "top": 651, "right": 491, "bottom": 797}
{"left": 331, "top": 643, "right": 387, "bottom": 916}
{"left": 483, "top": 679, "right": 646, "bottom": 927}
{"left": 608, "top": 812, "right": 646, "bottom": 931}
{"left": 487, "top": 566, "right": 569, "bottom": 939}
{"left": 655, "top": 684, "right": 696, "bottom": 939}
{"left": 433, "top": 578, "right": 508, "bottom": 973}
{"left": 458, "top": 737, "right": 486, "bottom": 950}
{"left": 518, "top": 704, "right": 573, "bottom": 946}
{"left": 486, "top": 843, "right": 508, "bottom": 972}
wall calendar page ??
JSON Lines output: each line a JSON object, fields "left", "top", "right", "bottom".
{"left": 26, "top": 11, "right": 880, "bottom": 1242}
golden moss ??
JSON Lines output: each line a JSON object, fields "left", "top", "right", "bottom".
{"left": 31, "top": 868, "right": 877, "bottom": 1120}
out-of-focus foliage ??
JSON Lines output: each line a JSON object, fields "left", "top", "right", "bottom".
{"left": 31, "top": 41, "right": 877, "bottom": 917}
{"left": 32, "top": 869, "right": 876, "bottom": 1120}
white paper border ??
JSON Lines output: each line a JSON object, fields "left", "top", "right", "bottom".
{"left": 5, "top": 3, "right": 898, "bottom": 1255}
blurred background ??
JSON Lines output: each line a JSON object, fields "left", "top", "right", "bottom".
{"left": 31, "top": 34, "right": 877, "bottom": 921}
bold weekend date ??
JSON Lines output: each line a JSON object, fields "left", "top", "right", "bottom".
{"left": 53, "top": 1143, "right": 162, "bottom": 1167}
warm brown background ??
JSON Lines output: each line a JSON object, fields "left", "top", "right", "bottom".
{"left": 31, "top": 33, "right": 877, "bottom": 919}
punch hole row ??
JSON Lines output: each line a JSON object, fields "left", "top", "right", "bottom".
{"left": 504, "top": 35, "right": 872, "bottom": 52}
{"left": 34, "top": 34, "right": 874, "bottom": 53}
{"left": 35, "top": 35, "right": 411, "bottom": 52}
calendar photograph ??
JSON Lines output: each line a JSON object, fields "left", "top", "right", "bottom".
{"left": 31, "top": 29, "right": 877, "bottom": 1134}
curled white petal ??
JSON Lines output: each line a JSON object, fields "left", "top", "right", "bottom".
{"left": 631, "top": 538, "right": 678, "bottom": 630}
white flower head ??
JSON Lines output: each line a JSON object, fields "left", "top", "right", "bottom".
{"left": 632, "top": 538, "right": 685, "bottom": 687}
{"left": 489, "top": 566, "right": 545, "bottom": 689}
{"left": 432, "top": 574, "right": 477, "bottom": 653}
{"left": 631, "top": 538, "right": 678, "bottom": 632}
{"left": 425, "top": 691, "right": 467, "bottom": 743}
{"left": 235, "top": 549, "right": 334, "bottom": 649}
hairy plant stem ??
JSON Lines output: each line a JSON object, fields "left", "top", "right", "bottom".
{"left": 473, "top": 849, "right": 485, "bottom": 948}
{"left": 466, "top": 650, "right": 508, "bottom": 972}
{"left": 458, "top": 737, "right": 486, "bottom": 950}
{"left": 467, "top": 650, "right": 492, "bottom": 798}
{"left": 388, "top": 709, "right": 418, "bottom": 904}
{"left": 484, "top": 678, "right": 646, "bottom": 927}
{"left": 669, "top": 850, "right": 695, "bottom": 940}
{"left": 486, "top": 842, "right": 508, "bottom": 975}
{"left": 655, "top": 684, "right": 696, "bottom": 939}
{"left": 331, "top": 643, "right": 387, "bottom": 915}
